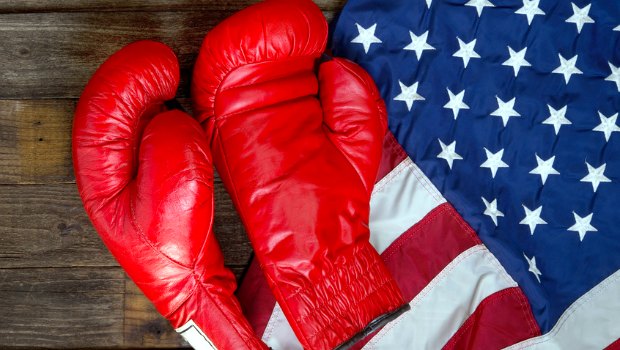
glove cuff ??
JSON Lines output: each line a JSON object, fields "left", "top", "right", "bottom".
{"left": 277, "top": 242, "right": 406, "bottom": 350}
{"left": 168, "top": 279, "right": 269, "bottom": 350}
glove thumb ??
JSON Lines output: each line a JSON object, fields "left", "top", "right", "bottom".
{"left": 319, "top": 57, "right": 388, "bottom": 194}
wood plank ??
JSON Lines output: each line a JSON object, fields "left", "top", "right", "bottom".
{"left": 123, "top": 278, "right": 188, "bottom": 348}
{"left": 0, "top": 267, "right": 248, "bottom": 348}
{"left": 0, "top": 267, "right": 249, "bottom": 348}
{"left": 0, "top": 98, "right": 195, "bottom": 184}
{"left": 123, "top": 267, "right": 243, "bottom": 348}
{"left": 0, "top": 7, "right": 341, "bottom": 99}
{"left": 0, "top": 11, "right": 214, "bottom": 99}
{"left": 0, "top": 0, "right": 345, "bottom": 13}
{"left": 0, "top": 183, "right": 114, "bottom": 268}
{"left": 0, "top": 0, "right": 261, "bottom": 13}
{"left": 0, "top": 183, "right": 252, "bottom": 269}
{"left": 124, "top": 266, "right": 245, "bottom": 348}
{"left": 0, "top": 1, "right": 348, "bottom": 348}
{"left": 0, "top": 99, "right": 75, "bottom": 184}
{"left": 0, "top": 267, "right": 125, "bottom": 348}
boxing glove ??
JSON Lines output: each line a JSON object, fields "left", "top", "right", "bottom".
{"left": 72, "top": 41, "right": 267, "bottom": 350}
{"left": 191, "top": 1, "right": 408, "bottom": 349}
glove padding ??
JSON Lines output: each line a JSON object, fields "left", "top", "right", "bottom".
{"left": 192, "top": 1, "right": 408, "bottom": 349}
{"left": 73, "top": 41, "right": 267, "bottom": 350}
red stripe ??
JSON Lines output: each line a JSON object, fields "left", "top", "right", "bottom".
{"left": 606, "top": 338, "right": 620, "bottom": 350}
{"left": 237, "top": 135, "right": 540, "bottom": 348}
{"left": 443, "top": 287, "right": 541, "bottom": 350}
{"left": 349, "top": 203, "right": 482, "bottom": 349}
{"left": 382, "top": 203, "right": 481, "bottom": 301}
{"left": 376, "top": 131, "right": 408, "bottom": 182}
{"left": 236, "top": 258, "right": 276, "bottom": 337}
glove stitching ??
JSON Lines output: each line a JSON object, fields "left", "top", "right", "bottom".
{"left": 372, "top": 158, "right": 411, "bottom": 193}
{"left": 212, "top": 122, "right": 308, "bottom": 348}
{"left": 281, "top": 252, "right": 382, "bottom": 301}
{"left": 127, "top": 186, "right": 196, "bottom": 316}
{"left": 304, "top": 277, "right": 397, "bottom": 342}
{"left": 320, "top": 60, "right": 384, "bottom": 195}
{"left": 197, "top": 281, "right": 262, "bottom": 349}
{"left": 284, "top": 247, "right": 398, "bottom": 341}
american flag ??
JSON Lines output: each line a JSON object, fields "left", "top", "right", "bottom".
{"left": 237, "top": 0, "right": 620, "bottom": 348}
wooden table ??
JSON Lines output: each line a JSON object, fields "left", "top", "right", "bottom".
{"left": 0, "top": 1, "right": 344, "bottom": 347}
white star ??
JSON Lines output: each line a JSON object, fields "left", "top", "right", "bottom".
{"left": 426, "top": 0, "right": 433, "bottom": 8}
{"left": 393, "top": 81, "right": 425, "bottom": 111}
{"left": 520, "top": 205, "right": 547, "bottom": 235}
{"left": 481, "top": 148, "right": 509, "bottom": 178}
{"left": 593, "top": 112, "right": 620, "bottom": 142}
{"left": 465, "top": 0, "right": 495, "bottom": 16}
{"left": 404, "top": 31, "right": 435, "bottom": 60}
{"left": 482, "top": 197, "right": 504, "bottom": 226}
{"left": 515, "top": 0, "right": 545, "bottom": 25}
{"left": 552, "top": 54, "right": 582, "bottom": 83}
{"left": 443, "top": 88, "right": 470, "bottom": 119}
{"left": 453, "top": 37, "right": 480, "bottom": 68}
{"left": 580, "top": 162, "right": 611, "bottom": 192}
{"left": 351, "top": 23, "right": 382, "bottom": 54}
{"left": 502, "top": 46, "right": 531, "bottom": 77}
{"left": 606, "top": 62, "right": 620, "bottom": 92}
{"left": 529, "top": 155, "right": 560, "bottom": 185}
{"left": 565, "top": 3, "right": 594, "bottom": 34}
{"left": 524, "top": 253, "right": 542, "bottom": 283}
{"left": 437, "top": 140, "right": 463, "bottom": 169}
{"left": 615, "top": 25, "right": 620, "bottom": 31}
{"left": 491, "top": 96, "right": 521, "bottom": 126}
{"left": 568, "top": 212, "right": 597, "bottom": 241}
{"left": 543, "top": 105, "right": 571, "bottom": 135}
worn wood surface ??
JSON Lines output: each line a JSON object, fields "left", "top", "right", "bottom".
{"left": 0, "top": 0, "right": 345, "bottom": 348}
{"left": 0, "top": 0, "right": 344, "bottom": 13}
{"left": 0, "top": 9, "right": 340, "bottom": 99}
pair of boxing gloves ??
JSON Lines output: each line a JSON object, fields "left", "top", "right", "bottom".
{"left": 72, "top": 0, "right": 407, "bottom": 349}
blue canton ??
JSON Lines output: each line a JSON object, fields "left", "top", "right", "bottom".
{"left": 331, "top": 0, "right": 620, "bottom": 332}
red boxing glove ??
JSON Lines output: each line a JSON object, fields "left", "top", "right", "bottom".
{"left": 192, "top": 1, "right": 408, "bottom": 349}
{"left": 73, "top": 41, "right": 267, "bottom": 350}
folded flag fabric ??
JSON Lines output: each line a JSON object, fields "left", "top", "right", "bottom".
{"left": 237, "top": 0, "right": 620, "bottom": 348}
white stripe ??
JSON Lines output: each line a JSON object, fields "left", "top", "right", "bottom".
{"left": 370, "top": 157, "right": 445, "bottom": 253}
{"left": 262, "top": 304, "right": 302, "bottom": 349}
{"left": 261, "top": 157, "right": 445, "bottom": 347}
{"left": 505, "top": 269, "right": 620, "bottom": 350}
{"left": 363, "top": 245, "right": 517, "bottom": 350}
{"left": 176, "top": 320, "right": 217, "bottom": 350}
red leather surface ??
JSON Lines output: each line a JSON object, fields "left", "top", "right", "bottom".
{"left": 192, "top": 1, "right": 406, "bottom": 349}
{"left": 73, "top": 41, "right": 266, "bottom": 350}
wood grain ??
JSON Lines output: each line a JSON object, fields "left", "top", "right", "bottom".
{"left": 0, "top": 267, "right": 125, "bottom": 347}
{"left": 123, "top": 266, "right": 252, "bottom": 348}
{"left": 123, "top": 272, "right": 258, "bottom": 348}
{"left": 0, "top": 98, "right": 194, "bottom": 184}
{"left": 0, "top": 0, "right": 346, "bottom": 347}
{"left": 0, "top": 100, "right": 75, "bottom": 184}
{"left": 0, "top": 267, "right": 188, "bottom": 348}
{"left": 0, "top": 183, "right": 252, "bottom": 269}
{"left": 124, "top": 278, "right": 187, "bottom": 348}
{"left": 0, "top": 183, "right": 113, "bottom": 268}
{"left": 0, "top": 268, "right": 246, "bottom": 349}
{"left": 0, "top": 0, "right": 345, "bottom": 13}
{"left": 0, "top": 11, "right": 215, "bottom": 99}
{"left": 0, "top": 181, "right": 250, "bottom": 348}
{"left": 0, "top": 8, "right": 340, "bottom": 99}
